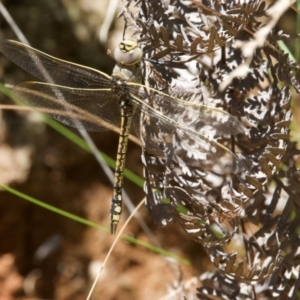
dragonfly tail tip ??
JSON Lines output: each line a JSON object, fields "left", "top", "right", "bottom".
{"left": 110, "top": 223, "right": 117, "bottom": 235}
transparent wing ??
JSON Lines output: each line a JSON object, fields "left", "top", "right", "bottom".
{"left": 132, "top": 94, "right": 245, "bottom": 174}
{"left": 1, "top": 40, "right": 244, "bottom": 173}
{"left": 13, "top": 82, "right": 121, "bottom": 131}
{"left": 129, "top": 82, "right": 244, "bottom": 138}
{"left": 0, "top": 40, "right": 112, "bottom": 88}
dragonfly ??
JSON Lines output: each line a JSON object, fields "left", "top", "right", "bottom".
{"left": 0, "top": 39, "right": 245, "bottom": 234}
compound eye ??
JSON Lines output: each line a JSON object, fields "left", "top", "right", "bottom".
{"left": 114, "top": 40, "right": 143, "bottom": 65}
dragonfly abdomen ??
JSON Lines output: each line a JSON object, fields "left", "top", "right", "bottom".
{"left": 110, "top": 101, "right": 134, "bottom": 234}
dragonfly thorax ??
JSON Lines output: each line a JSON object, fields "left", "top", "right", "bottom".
{"left": 112, "top": 63, "right": 142, "bottom": 83}
{"left": 111, "top": 76, "right": 133, "bottom": 108}
{"left": 119, "top": 99, "right": 131, "bottom": 108}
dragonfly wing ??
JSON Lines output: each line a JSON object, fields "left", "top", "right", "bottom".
{"left": 13, "top": 82, "right": 120, "bottom": 131}
{"left": 175, "top": 128, "right": 244, "bottom": 174}
{"left": 0, "top": 40, "right": 111, "bottom": 88}
{"left": 129, "top": 83, "right": 244, "bottom": 137}
{"left": 132, "top": 95, "right": 244, "bottom": 174}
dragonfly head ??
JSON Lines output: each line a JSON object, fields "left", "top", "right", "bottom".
{"left": 114, "top": 40, "right": 143, "bottom": 66}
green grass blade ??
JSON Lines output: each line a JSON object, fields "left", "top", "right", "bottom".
{"left": 0, "top": 183, "right": 190, "bottom": 265}
{"left": 0, "top": 183, "right": 108, "bottom": 231}
{"left": 277, "top": 40, "right": 296, "bottom": 62}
